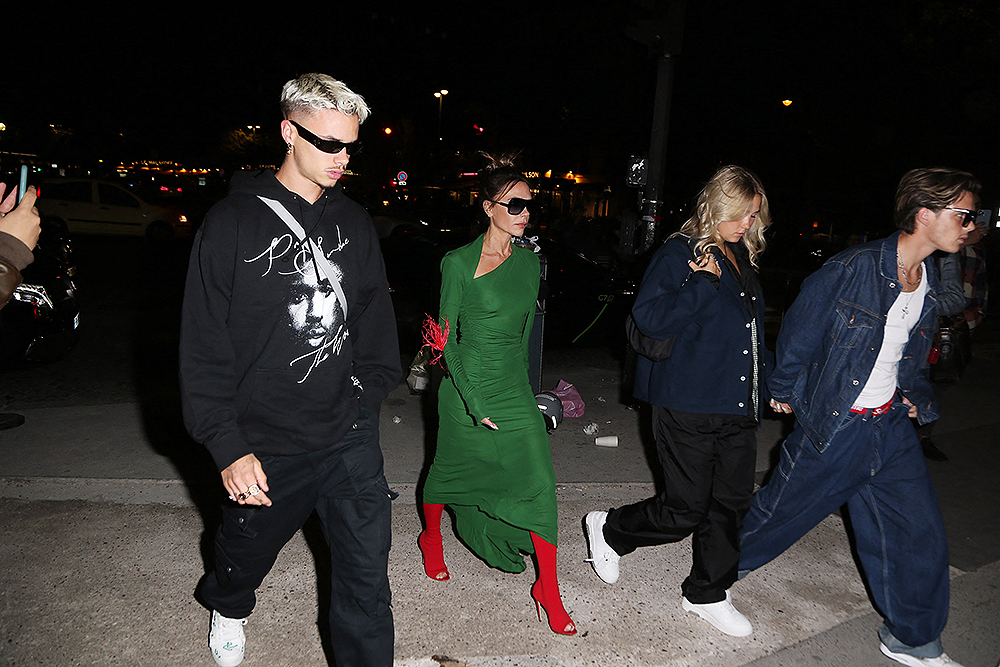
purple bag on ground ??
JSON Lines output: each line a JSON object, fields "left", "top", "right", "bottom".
{"left": 552, "top": 380, "right": 585, "bottom": 418}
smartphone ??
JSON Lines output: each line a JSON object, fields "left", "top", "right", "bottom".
{"left": 975, "top": 207, "right": 996, "bottom": 229}
{"left": 18, "top": 165, "right": 28, "bottom": 203}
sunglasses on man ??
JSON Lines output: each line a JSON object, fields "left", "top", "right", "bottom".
{"left": 289, "top": 119, "right": 363, "bottom": 156}
{"left": 487, "top": 197, "right": 540, "bottom": 215}
{"left": 945, "top": 206, "right": 978, "bottom": 228}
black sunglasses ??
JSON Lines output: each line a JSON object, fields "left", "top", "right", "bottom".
{"left": 487, "top": 197, "right": 540, "bottom": 215}
{"left": 289, "top": 119, "right": 363, "bottom": 156}
{"left": 944, "top": 206, "right": 977, "bottom": 228}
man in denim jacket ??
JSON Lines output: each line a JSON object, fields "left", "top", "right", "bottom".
{"left": 739, "top": 168, "right": 981, "bottom": 667}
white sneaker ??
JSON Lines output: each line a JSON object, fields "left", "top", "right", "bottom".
{"left": 584, "top": 511, "right": 620, "bottom": 584}
{"left": 209, "top": 610, "right": 247, "bottom": 667}
{"left": 879, "top": 643, "right": 965, "bottom": 667}
{"left": 681, "top": 590, "right": 753, "bottom": 637}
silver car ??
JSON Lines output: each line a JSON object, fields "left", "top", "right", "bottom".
{"left": 38, "top": 178, "right": 190, "bottom": 241}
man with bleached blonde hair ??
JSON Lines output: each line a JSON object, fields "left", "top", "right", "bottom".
{"left": 181, "top": 73, "right": 399, "bottom": 667}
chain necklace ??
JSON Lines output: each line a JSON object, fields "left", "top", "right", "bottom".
{"left": 897, "top": 254, "right": 922, "bottom": 287}
{"left": 899, "top": 289, "right": 917, "bottom": 319}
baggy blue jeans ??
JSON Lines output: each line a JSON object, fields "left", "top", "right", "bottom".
{"left": 739, "top": 402, "right": 949, "bottom": 658}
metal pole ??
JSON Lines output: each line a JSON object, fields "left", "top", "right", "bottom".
{"left": 640, "top": 53, "right": 675, "bottom": 253}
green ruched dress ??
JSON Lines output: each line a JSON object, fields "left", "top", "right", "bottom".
{"left": 423, "top": 235, "right": 556, "bottom": 573}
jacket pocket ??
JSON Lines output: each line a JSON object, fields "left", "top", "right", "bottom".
{"left": 832, "top": 305, "right": 876, "bottom": 349}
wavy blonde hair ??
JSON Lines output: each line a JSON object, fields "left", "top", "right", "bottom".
{"left": 672, "top": 165, "right": 771, "bottom": 267}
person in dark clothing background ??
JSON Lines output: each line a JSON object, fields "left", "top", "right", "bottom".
{"left": 179, "top": 73, "right": 400, "bottom": 667}
{"left": 914, "top": 250, "right": 964, "bottom": 461}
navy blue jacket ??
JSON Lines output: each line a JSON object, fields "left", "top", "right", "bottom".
{"left": 632, "top": 236, "right": 768, "bottom": 418}
{"left": 767, "top": 231, "right": 939, "bottom": 452}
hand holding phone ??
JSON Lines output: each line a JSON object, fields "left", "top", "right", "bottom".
{"left": 0, "top": 181, "right": 42, "bottom": 251}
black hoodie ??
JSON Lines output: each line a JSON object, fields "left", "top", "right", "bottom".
{"left": 179, "top": 170, "right": 400, "bottom": 471}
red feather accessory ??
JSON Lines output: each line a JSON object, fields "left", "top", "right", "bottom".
{"left": 422, "top": 315, "right": 450, "bottom": 367}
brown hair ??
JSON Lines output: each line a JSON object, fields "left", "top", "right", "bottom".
{"left": 894, "top": 167, "right": 981, "bottom": 233}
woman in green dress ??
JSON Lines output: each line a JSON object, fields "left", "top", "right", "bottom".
{"left": 419, "top": 155, "right": 576, "bottom": 636}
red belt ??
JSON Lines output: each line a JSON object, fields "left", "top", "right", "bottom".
{"left": 850, "top": 397, "right": 894, "bottom": 415}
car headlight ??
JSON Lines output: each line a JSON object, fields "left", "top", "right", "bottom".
{"left": 178, "top": 214, "right": 188, "bottom": 223}
{"left": 12, "top": 284, "right": 55, "bottom": 310}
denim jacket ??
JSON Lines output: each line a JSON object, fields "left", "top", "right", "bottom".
{"left": 767, "top": 231, "right": 939, "bottom": 453}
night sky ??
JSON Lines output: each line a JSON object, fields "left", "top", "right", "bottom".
{"left": 5, "top": 0, "right": 998, "bottom": 232}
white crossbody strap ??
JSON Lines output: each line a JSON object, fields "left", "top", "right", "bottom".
{"left": 257, "top": 195, "right": 348, "bottom": 321}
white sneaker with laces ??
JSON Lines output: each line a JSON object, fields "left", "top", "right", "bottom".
{"left": 879, "top": 643, "right": 965, "bottom": 667}
{"left": 681, "top": 590, "right": 753, "bottom": 637}
{"left": 584, "top": 511, "right": 620, "bottom": 584}
{"left": 209, "top": 610, "right": 247, "bottom": 667}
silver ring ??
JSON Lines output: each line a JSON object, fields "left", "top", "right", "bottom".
{"left": 247, "top": 484, "right": 261, "bottom": 496}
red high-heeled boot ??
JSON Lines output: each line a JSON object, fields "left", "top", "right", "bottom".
{"left": 418, "top": 503, "right": 450, "bottom": 581}
{"left": 530, "top": 532, "right": 576, "bottom": 635}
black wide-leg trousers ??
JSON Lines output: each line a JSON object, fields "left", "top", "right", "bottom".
{"left": 603, "top": 405, "right": 757, "bottom": 604}
{"left": 200, "top": 407, "right": 396, "bottom": 667}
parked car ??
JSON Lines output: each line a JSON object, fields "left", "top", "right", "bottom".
{"left": 0, "top": 225, "right": 80, "bottom": 366}
{"left": 37, "top": 178, "right": 191, "bottom": 241}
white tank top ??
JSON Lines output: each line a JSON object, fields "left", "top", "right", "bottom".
{"left": 854, "top": 274, "right": 928, "bottom": 407}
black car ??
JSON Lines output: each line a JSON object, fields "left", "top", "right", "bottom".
{"left": 0, "top": 225, "right": 80, "bottom": 366}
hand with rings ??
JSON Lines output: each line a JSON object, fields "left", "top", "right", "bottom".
{"left": 221, "top": 453, "right": 272, "bottom": 506}
{"left": 229, "top": 484, "right": 262, "bottom": 502}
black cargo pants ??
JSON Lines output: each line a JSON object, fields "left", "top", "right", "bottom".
{"left": 200, "top": 406, "right": 396, "bottom": 667}
{"left": 603, "top": 405, "right": 757, "bottom": 604}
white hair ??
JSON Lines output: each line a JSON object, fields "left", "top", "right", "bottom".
{"left": 280, "top": 73, "right": 370, "bottom": 124}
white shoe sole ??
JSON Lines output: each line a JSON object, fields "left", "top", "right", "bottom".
{"left": 879, "top": 643, "right": 962, "bottom": 667}
{"left": 681, "top": 596, "right": 753, "bottom": 637}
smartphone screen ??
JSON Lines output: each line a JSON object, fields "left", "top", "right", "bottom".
{"left": 17, "top": 165, "right": 28, "bottom": 203}
{"left": 975, "top": 208, "right": 997, "bottom": 229}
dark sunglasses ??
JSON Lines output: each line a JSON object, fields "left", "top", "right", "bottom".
{"left": 944, "top": 206, "right": 977, "bottom": 228}
{"left": 487, "top": 197, "right": 540, "bottom": 215}
{"left": 289, "top": 119, "right": 363, "bottom": 156}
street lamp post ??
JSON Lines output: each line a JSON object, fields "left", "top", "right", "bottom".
{"left": 433, "top": 89, "right": 449, "bottom": 141}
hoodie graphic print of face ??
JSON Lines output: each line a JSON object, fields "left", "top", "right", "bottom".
{"left": 246, "top": 228, "right": 350, "bottom": 383}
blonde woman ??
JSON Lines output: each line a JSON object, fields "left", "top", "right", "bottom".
{"left": 584, "top": 165, "right": 771, "bottom": 637}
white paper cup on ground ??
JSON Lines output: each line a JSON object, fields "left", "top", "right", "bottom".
{"left": 595, "top": 435, "right": 618, "bottom": 447}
